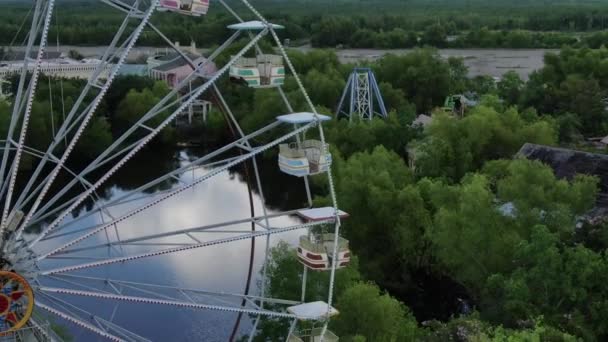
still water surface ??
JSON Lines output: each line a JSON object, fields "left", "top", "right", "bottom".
{"left": 32, "top": 148, "right": 305, "bottom": 341}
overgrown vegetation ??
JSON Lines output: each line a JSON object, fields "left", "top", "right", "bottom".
{"left": 229, "top": 45, "right": 608, "bottom": 341}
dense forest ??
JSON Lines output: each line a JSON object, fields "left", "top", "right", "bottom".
{"left": 2, "top": 0, "right": 608, "bottom": 49}
{"left": 222, "top": 47, "right": 608, "bottom": 341}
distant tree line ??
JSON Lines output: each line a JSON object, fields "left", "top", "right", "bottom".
{"left": 2, "top": 2, "right": 608, "bottom": 49}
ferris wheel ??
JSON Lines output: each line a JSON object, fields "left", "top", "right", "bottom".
{"left": 0, "top": 0, "right": 349, "bottom": 341}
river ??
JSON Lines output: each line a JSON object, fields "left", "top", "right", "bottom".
{"left": 29, "top": 147, "right": 307, "bottom": 341}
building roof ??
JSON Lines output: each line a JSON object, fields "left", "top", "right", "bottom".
{"left": 117, "top": 64, "right": 148, "bottom": 76}
{"left": 1, "top": 51, "right": 63, "bottom": 62}
{"left": 151, "top": 52, "right": 199, "bottom": 72}
{"left": 518, "top": 143, "right": 608, "bottom": 207}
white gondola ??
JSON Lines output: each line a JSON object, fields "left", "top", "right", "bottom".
{"left": 297, "top": 233, "right": 350, "bottom": 271}
{"left": 287, "top": 302, "right": 340, "bottom": 342}
{"left": 229, "top": 54, "right": 285, "bottom": 88}
{"left": 276, "top": 113, "right": 332, "bottom": 177}
{"left": 157, "top": 0, "right": 210, "bottom": 16}
{"left": 278, "top": 140, "right": 331, "bottom": 177}
{"left": 227, "top": 21, "right": 285, "bottom": 88}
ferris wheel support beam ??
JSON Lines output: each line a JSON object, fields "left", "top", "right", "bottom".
{"left": 26, "top": 133, "right": 169, "bottom": 223}
{"left": 35, "top": 155, "right": 243, "bottom": 239}
{"left": 36, "top": 120, "right": 310, "bottom": 258}
{"left": 36, "top": 302, "right": 126, "bottom": 342}
{"left": 21, "top": 29, "right": 245, "bottom": 237}
{"left": 44, "top": 273, "right": 301, "bottom": 307}
{"left": 38, "top": 287, "right": 299, "bottom": 320}
{"left": 16, "top": 0, "right": 160, "bottom": 239}
{"left": 8, "top": 4, "right": 141, "bottom": 215}
{"left": 21, "top": 24, "right": 242, "bottom": 224}
{"left": 0, "top": 0, "right": 46, "bottom": 199}
{"left": 48, "top": 208, "right": 306, "bottom": 256}
{"left": 40, "top": 188, "right": 283, "bottom": 243}
{"left": 40, "top": 219, "right": 331, "bottom": 274}
{"left": 9, "top": 18, "right": 140, "bottom": 224}
{"left": 39, "top": 292, "right": 151, "bottom": 342}
{"left": 37, "top": 138, "right": 264, "bottom": 240}
{"left": 33, "top": 115, "right": 280, "bottom": 246}
{"left": 1, "top": 0, "right": 56, "bottom": 230}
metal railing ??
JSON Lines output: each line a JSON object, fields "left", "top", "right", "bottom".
{"left": 299, "top": 234, "right": 349, "bottom": 254}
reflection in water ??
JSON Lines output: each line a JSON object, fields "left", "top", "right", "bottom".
{"left": 31, "top": 149, "right": 307, "bottom": 341}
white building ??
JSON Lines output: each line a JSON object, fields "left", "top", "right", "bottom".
{"left": 0, "top": 51, "right": 112, "bottom": 79}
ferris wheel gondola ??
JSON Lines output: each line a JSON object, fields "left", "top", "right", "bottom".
{"left": 228, "top": 21, "right": 286, "bottom": 88}
{"left": 0, "top": 0, "right": 348, "bottom": 340}
{"left": 157, "top": 0, "right": 210, "bottom": 16}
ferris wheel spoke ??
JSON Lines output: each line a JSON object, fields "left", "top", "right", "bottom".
{"left": 28, "top": 316, "right": 53, "bottom": 341}
{"left": 25, "top": 26, "right": 244, "bottom": 227}
{"left": 29, "top": 142, "right": 243, "bottom": 231}
{"left": 35, "top": 301, "right": 127, "bottom": 342}
{"left": 15, "top": 0, "right": 160, "bottom": 239}
{"left": 39, "top": 219, "right": 331, "bottom": 273}
{"left": 39, "top": 184, "right": 275, "bottom": 243}
{"left": 34, "top": 152, "right": 243, "bottom": 243}
{"left": 38, "top": 287, "right": 298, "bottom": 320}
{"left": 42, "top": 273, "right": 300, "bottom": 309}
{"left": 23, "top": 28, "right": 263, "bottom": 245}
{"left": 0, "top": 0, "right": 46, "bottom": 191}
{"left": 1, "top": 0, "right": 56, "bottom": 230}
{"left": 38, "top": 292, "right": 150, "bottom": 342}
{"left": 26, "top": 138, "right": 154, "bottom": 224}
{"left": 48, "top": 208, "right": 304, "bottom": 256}
{"left": 33, "top": 119, "right": 310, "bottom": 256}
{"left": 39, "top": 189, "right": 181, "bottom": 242}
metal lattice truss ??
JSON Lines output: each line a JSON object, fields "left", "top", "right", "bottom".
{"left": 336, "top": 67, "right": 388, "bottom": 121}
{"left": 0, "top": 0, "right": 345, "bottom": 340}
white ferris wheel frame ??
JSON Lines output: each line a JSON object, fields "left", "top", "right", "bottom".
{"left": 0, "top": 0, "right": 345, "bottom": 340}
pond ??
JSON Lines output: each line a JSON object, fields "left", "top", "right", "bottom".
{"left": 29, "top": 146, "right": 308, "bottom": 341}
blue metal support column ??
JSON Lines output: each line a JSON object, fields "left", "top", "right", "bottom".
{"left": 335, "top": 67, "right": 388, "bottom": 121}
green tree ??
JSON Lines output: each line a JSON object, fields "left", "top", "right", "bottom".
{"left": 114, "top": 81, "right": 175, "bottom": 145}
{"left": 75, "top": 116, "right": 112, "bottom": 160}
{"left": 423, "top": 24, "right": 447, "bottom": 47}
{"left": 556, "top": 75, "right": 607, "bottom": 136}
{"left": 483, "top": 226, "right": 608, "bottom": 339}
{"left": 427, "top": 159, "right": 597, "bottom": 292}
{"left": 374, "top": 49, "right": 452, "bottom": 112}
{"left": 331, "top": 146, "right": 435, "bottom": 296}
{"left": 414, "top": 101, "right": 557, "bottom": 181}
{"left": 497, "top": 71, "right": 524, "bottom": 106}
{"left": 333, "top": 282, "right": 419, "bottom": 341}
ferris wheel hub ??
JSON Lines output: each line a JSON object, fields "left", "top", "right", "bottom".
{"left": 0, "top": 270, "right": 35, "bottom": 335}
